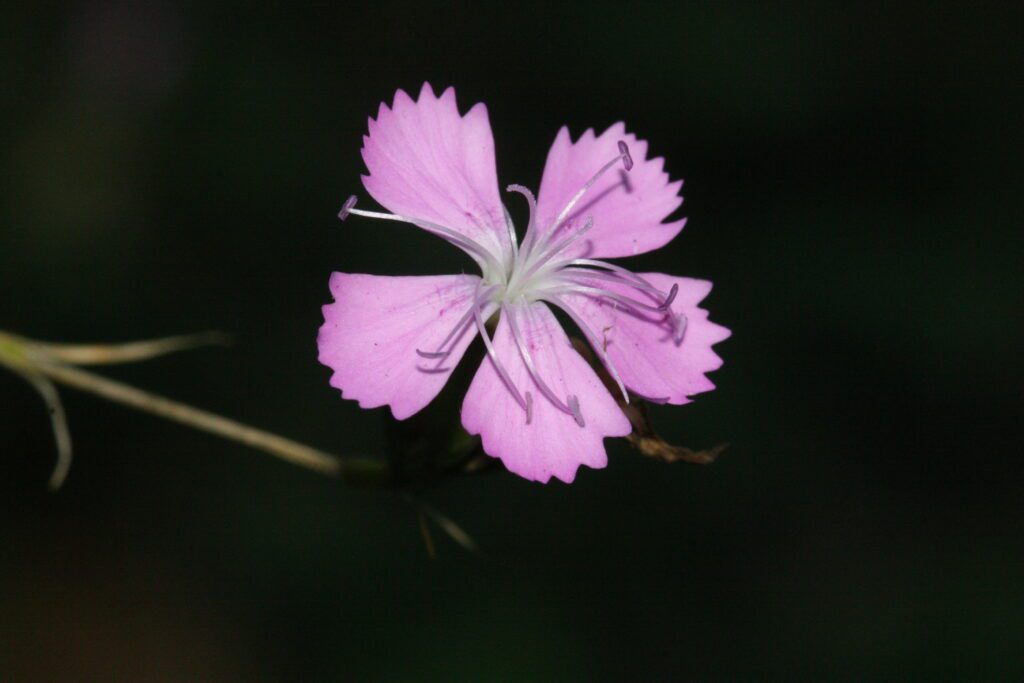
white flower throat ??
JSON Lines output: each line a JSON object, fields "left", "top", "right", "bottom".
{"left": 339, "top": 141, "right": 687, "bottom": 427}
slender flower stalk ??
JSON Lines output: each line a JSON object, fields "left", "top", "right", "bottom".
{"left": 0, "top": 329, "right": 376, "bottom": 485}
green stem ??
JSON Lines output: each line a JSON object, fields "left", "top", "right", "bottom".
{"left": 0, "top": 331, "right": 29, "bottom": 369}
{"left": 0, "top": 330, "right": 392, "bottom": 485}
{"left": 34, "top": 360, "right": 345, "bottom": 476}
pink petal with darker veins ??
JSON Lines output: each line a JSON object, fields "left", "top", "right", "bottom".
{"left": 361, "top": 82, "right": 511, "bottom": 262}
{"left": 461, "top": 303, "right": 631, "bottom": 484}
{"left": 535, "top": 123, "right": 685, "bottom": 259}
{"left": 560, "top": 273, "right": 730, "bottom": 404}
{"left": 318, "top": 273, "right": 480, "bottom": 420}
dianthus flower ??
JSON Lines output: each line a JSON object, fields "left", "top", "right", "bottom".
{"left": 318, "top": 83, "right": 730, "bottom": 483}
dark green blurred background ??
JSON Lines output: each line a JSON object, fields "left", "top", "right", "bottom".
{"left": 2, "top": 2, "right": 1022, "bottom": 680}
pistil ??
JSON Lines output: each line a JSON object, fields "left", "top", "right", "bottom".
{"left": 340, "top": 196, "right": 504, "bottom": 276}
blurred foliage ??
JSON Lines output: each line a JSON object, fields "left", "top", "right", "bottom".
{"left": 2, "top": 1, "right": 1022, "bottom": 680}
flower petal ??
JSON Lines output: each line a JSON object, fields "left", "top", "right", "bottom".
{"left": 461, "top": 303, "right": 631, "bottom": 483}
{"left": 558, "top": 273, "right": 730, "bottom": 404}
{"left": 361, "top": 82, "right": 511, "bottom": 262}
{"left": 535, "top": 123, "right": 685, "bottom": 259}
{"left": 318, "top": 273, "right": 480, "bottom": 420}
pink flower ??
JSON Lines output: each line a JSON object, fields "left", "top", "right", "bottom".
{"left": 318, "top": 83, "right": 730, "bottom": 484}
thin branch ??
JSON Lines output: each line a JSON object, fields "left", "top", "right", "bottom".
{"left": 31, "top": 360, "right": 343, "bottom": 477}
{"left": 30, "top": 331, "right": 230, "bottom": 365}
{"left": 14, "top": 369, "right": 73, "bottom": 490}
{"left": 2, "top": 330, "right": 495, "bottom": 549}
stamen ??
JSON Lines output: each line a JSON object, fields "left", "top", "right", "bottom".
{"left": 567, "top": 259, "right": 659, "bottom": 288}
{"left": 515, "top": 216, "right": 595, "bottom": 286}
{"left": 568, "top": 395, "right": 585, "bottom": 427}
{"left": 673, "top": 312, "right": 688, "bottom": 344}
{"left": 560, "top": 267, "right": 666, "bottom": 298}
{"left": 471, "top": 289, "right": 530, "bottom": 421}
{"left": 415, "top": 285, "right": 498, "bottom": 365}
{"left": 534, "top": 216, "right": 594, "bottom": 266}
{"left": 504, "top": 304, "right": 585, "bottom": 427}
{"left": 564, "top": 261, "right": 681, "bottom": 312}
{"left": 662, "top": 283, "right": 680, "bottom": 310}
{"left": 346, "top": 205, "right": 500, "bottom": 273}
{"left": 549, "top": 142, "right": 634, "bottom": 237}
{"left": 558, "top": 281, "right": 676, "bottom": 315}
{"left": 338, "top": 195, "right": 358, "bottom": 221}
{"left": 417, "top": 365, "right": 455, "bottom": 375}
{"left": 546, "top": 295, "right": 629, "bottom": 405}
{"left": 617, "top": 141, "right": 633, "bottom": 171}
{"left": 503, "top": 143, "right": 632, "bottom": 300}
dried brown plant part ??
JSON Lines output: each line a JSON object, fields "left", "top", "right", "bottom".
{"left": 569, "top": 336, "right": 727, "bottom": 465}
{"left": 622, "top": 399, "right": 729, "bottom": 465}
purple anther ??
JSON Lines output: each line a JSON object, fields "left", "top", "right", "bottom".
{"left": 525, "top": 392, "right": 534, "bottom": 425}
{"left": 568, "top": 395, "right": 585, "bottom": 427}
{"left": 617, "top": 141, "right": 633, "bottom": 171}
{"left": 337, "top": 195, "right": 358, "bottom": 221}
{"left": 659, "top": 283, "right": 680, "bottom": 311}
{"left": 416, "top": 365, "right": 452, "bottom": 374}
{"left": 673, "top": 312, "right": 689, "bottom": 345}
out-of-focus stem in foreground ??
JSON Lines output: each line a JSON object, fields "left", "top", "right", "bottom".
{"left": 0, "top": 330, "right": 390, "bottom": 489}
